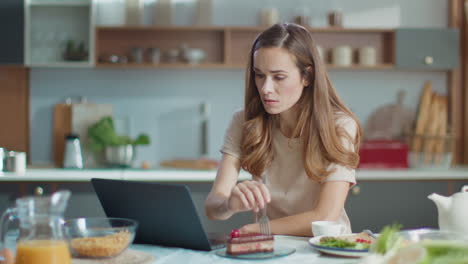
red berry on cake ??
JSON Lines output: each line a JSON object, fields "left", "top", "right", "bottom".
{"left": 230, "top": 229, "right": 240, "bottom": 238}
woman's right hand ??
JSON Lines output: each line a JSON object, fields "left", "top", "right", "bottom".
{"left": 0, "top": 249, "right": 15, "bottom": 264}
{"left": 227, "top": 180, "right": 271, "bottom": 213}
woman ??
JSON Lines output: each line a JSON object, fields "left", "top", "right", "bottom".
{"left": 205, "top": 23, "right": 362, "bottom": 237}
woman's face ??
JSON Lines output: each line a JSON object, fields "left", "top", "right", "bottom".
{"left": 253, "top": 47, "right": 308, "bottom": 115}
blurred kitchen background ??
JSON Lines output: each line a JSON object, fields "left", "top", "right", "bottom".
{"left": 0, "top": 0, "right": 467, "bottom": 234}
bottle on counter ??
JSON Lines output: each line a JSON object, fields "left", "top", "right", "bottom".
{"left": 63, "top": 133, "right": 84, "bottom": 169}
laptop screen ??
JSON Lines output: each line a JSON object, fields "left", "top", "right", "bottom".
{"left": 91, "top": 178, "right": 214, "bottom": 251}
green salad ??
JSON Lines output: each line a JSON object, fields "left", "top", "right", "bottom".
{"left": 318, "top": 237, "right": 371, "bottom": 250}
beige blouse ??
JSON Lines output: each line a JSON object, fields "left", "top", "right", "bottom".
{"left": 220, "top": 110, "right": 357, "bottom": 234}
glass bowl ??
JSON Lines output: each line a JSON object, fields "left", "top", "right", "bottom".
{"left": 371, "top": 228, "right": 468, "bottom": 263}
{"left": 397, "top": 228, "right": 468, "bottom": 243}
{"left": 64, "top": 217, "right": 138, "bottom": 258}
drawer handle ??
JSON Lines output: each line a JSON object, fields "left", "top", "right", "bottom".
{"left": 34, "top": 186, "right": 44, "bottom": 196}
{"left": 424, "top": 56, "right": 434, "bottom": 65}
{"left": 351, "top": 186, "right": 361, "bottom": 196}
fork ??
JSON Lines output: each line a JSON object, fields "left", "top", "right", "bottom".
{"left": 362, "top": 229, "right": 377, "bottom": 239}
{"left": 257, "top": 177, "right": 271, "bottom": 236}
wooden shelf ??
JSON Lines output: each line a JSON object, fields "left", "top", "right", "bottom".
{"left": 96, "top": 63, "right": 231, "bottom": 69}
{"left": 97, "top": 26, "right": 394, "bottom": 33}
{"left": 98, "top": 26, "right": 226, "bottom": 32}
{"left": 95, "top": 26, "right": 395, "bottom": 70}
{"left": 28, "top": 62, "right": 92, "bottom": 68}
{"left": 28, "top": 0, "right": 90, "bottom": 7}
{"left": 96, "top": 62, "right": 395, "bottom": 70}
{"left": 327, "top": 64, "right": 395, "bottom": 70}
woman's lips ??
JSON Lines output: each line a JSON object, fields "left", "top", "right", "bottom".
{"left": 263, "top": 99, "right": 278, "bottom": 105}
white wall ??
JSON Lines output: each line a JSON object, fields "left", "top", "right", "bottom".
{"left": 29, "top": 0, "right": 449, "bottom": 166}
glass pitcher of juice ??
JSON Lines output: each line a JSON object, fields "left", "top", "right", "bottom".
{"left": 0, "top": 190, "right": 72, "bottom": 264}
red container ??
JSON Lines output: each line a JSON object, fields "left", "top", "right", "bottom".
{"left": 358, "top": 140, "right": 409, "bottom": 169}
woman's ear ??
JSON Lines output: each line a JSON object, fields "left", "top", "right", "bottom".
{"left": 302, "top": 66, "right": 313, "bottom": 87}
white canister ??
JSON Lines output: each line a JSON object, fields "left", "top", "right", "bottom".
{"left": 316, "top": 45, "right": 325, "bottom": 62}
{"left": 4, "top": 151, "right": 26, "bottom": 175}
{"left": 332, "top": 45, "right": 352, "bottom": 66}
{"left": 359, "top": 46, "right": 377, "bottom": 66}
{"left": 260, "top": 8, "right": 279, "bottom": 26}
{"left": 154, "top": 0, "right": 172, "bottom": 25}
{"left": 195, "top": 0, "right": 212, "bottom": 25}
{"left": 149, "top": 48, "right": 161, "bottom": 64}
{"left": 125, "top": 0, "right": 144, "bottom": 25}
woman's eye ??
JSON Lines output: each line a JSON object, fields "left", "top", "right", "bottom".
{"left": 255, "top": 73, "right": 265, "bottom": 78}
{"left": 275, "top": 75, "right": 286, "bottom": 81}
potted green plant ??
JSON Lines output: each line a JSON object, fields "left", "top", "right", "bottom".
{"left": 63, "top": 40, "right": 88, "bottom": 61}
{"left": 88, "top": 116, "right": 150, "bottom": 167}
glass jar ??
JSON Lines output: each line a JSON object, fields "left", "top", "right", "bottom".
{"left": 0, "top": 191, "right": 72, "bottom": 264}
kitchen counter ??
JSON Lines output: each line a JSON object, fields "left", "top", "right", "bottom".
{"left": 0, "top": 167, "right": 467, "bottom": 182}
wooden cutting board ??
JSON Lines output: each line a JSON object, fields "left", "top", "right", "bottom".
{"left": 159, "top": 158, "right": 219, "bottom": 170}
{"left": 53, "top": 102, "right": 112, "bottom": 168}
{"left": 71, "top": 103, "right": 113, "bottom": 168}
{"left": 365, "top": 90, "right": 414, "bottom": 140}
{"left": 53, "top": 103, "right": 72, "bottom": 167}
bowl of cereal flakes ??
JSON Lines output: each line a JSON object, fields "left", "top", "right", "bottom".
{"left": 64, "top": 217, "right": 138, "bottom": 258}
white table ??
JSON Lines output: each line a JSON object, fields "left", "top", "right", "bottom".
{"left": 131, "top": 236, "right": 360, "bottom": 264}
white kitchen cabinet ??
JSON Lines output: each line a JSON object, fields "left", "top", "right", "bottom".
{"left": 24, "top": 0, "right": 96, "bottom": 67}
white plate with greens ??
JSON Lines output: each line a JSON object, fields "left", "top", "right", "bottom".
{"left": 308, "top": 234, "right": 372, "bottom": 258}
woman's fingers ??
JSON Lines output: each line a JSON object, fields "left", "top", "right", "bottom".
{"left": 258, "top": 182, "right": 271, "bottom": 204}
{"left": 237, "top": 183, "right": 258, "bottom": 211}
{"left": 238, "top": 181, "right": 269, "bottom": 210}
{"left": 247, "top": 181, "right": 265, "bottom": 208}
{"left": 231, "top": 186, "right": 250, "bottom": 210}
{"left": 230, "top": 180, "right": 271, "bottom": 213}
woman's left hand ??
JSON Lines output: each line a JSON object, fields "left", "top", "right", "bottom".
{"left": 239, "top": 223, "right": 260, "bottom": 234}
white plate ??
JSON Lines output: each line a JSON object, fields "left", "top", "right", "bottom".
{"left": 308, "top": 234, "right": 371, "bottom": 258}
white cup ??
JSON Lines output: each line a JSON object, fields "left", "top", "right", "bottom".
{"left": 311, "top": 221, "right": 346, "bottom": 237}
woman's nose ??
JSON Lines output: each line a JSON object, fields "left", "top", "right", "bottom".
{"left": 260, "top": 78, "right": 274, "bottom": 94}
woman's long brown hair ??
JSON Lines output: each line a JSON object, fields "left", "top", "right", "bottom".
{"left": 241, "top": 23, "right": 362, "bottom": 182}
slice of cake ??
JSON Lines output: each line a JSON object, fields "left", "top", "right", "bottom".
{"left": 226, "top": 229, "right": 274, "bottom": 255}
